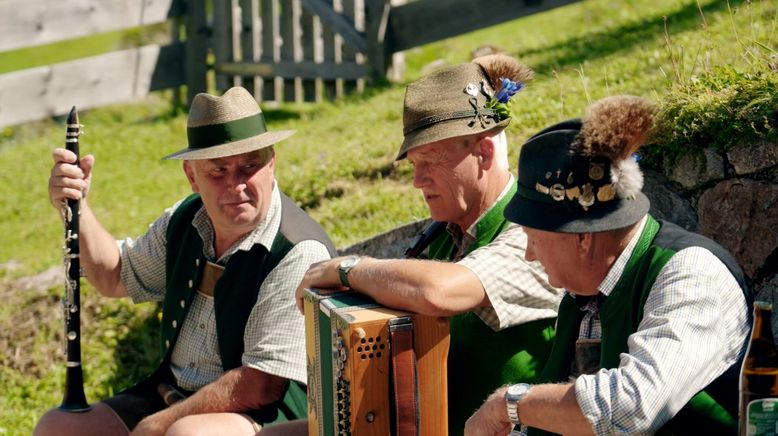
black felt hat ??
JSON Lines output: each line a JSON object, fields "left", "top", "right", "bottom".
{"left": 504, "top": 96, "right": 655, "bottom": 233}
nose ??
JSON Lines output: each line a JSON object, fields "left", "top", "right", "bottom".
{"left": 413, "top": 165, "right": 429, "bottom": 189}
{"left": 227, "top": 170, "right": 248, "bottom": 192}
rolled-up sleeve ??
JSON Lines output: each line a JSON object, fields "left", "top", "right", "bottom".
{"left": 574, "top": 247, "right": 750, "bottom": 434}
{"left": 241, "top": 239, "right": 331, "bottom": 384}
{"left": 458, "top": 224, "right": 563, "bottom": 330}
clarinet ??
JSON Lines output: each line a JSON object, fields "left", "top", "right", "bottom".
{"left": 59, "top": 106, "right": 91, "bottom": 412}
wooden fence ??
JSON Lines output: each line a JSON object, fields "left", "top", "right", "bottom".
{"left": 0, "top": 0, "right": 579, "bottom": 128}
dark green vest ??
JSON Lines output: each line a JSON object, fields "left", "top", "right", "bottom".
{"left": 532, "top": 216, "right": 751, "bottom": 435}
{"left": 160, "top": 192, "right": 336, "bottom": 424}
{"left": 425, "top": 184, "right": 557, "bottom": 436}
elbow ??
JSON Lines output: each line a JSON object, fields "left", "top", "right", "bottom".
{"left": 234, "top": 367, "right": 288, "bottom": 410}
{"left": 416, "top": 280, "right": 462, "bottom": 317}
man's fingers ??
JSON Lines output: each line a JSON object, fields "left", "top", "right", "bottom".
{"left": 52, "top": 147, "right": 76, "bottom": 164}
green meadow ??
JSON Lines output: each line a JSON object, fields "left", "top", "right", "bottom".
{"left": 0, "top": 0, "right": 775, "bottom": 433}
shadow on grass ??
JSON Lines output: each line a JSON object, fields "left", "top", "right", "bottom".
{"left": 515, "top": 0, "right": 734, "bottom": 73}
{"left": 106, "top": 303, "right": 163, "bottom": 392}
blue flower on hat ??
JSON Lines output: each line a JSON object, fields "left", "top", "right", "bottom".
{"left": 494, "top": 78, "right": 525, "bottom": 103}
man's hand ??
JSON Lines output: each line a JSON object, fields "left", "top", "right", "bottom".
{"left": 465, "top": 386, "right": 513, "bottom": 436}
{"left": 130, "top": 411, "right": 174, "bottom": 436}
{"left": 294, "top": 256, "right": 350, "bottom": 313}
{"left": 48, "top": 147, "right": 95, "bottom": 209}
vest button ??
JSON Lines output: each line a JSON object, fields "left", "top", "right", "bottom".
{"left": 172, "top": 320, "right": 177, "bottom": 328}
{"left": 165, "top": 340, "right": 170, "bottom": 348}
{"left": 195, "top": 258, "right": 200, "bottom": 267}
{"left": 180, "top": 299, "right": 185, "bottom": 308}
{"left": 188, "top": 280, "right": 193, "bottom": 289}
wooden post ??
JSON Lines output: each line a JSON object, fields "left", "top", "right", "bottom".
{"left": 184, "top": 0, "right": 209, "bottom": 103}
{"left": 364, "top": 0, "right": 391, "bottom": 83}
{"left": 212, "top": 0, "right": 234, "bottom": 92}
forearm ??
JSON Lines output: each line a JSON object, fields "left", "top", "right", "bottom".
{"left": 349, "top": 257, "right": 488, "bottom": 315}
{"left": 466, "top": 384, "right": 593, "bottom": 436}
{"left": 78, "top": 200, "right": 127, "bottom": 297}
{"left": 521, "top": 384, "right": 593, "bottom": 435}
{"left": 143, "top": 366, "right": 286, "bottom": 431}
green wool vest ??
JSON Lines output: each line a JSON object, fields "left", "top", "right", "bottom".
{"left": 425, "top": 184, "right": 557, "bottom": 436}
{"left": 160, "top": 193, "right": 336, "bottom": 424}
{"left": 532, "top": 216, "right": 751, "bottom": 436}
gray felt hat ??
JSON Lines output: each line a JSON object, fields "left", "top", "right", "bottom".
{"left": 504, "top": 96, "right": 656, "bottom": 233}
{"left": 164, "top": 87, "right": 295, "bottom": 160}
{"left": 397, "top": 54, "right": 533, "bottom": 160}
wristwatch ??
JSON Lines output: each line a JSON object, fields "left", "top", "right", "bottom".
{"left": 338, "top": 256, "right": 361, "bottom": 288}
{"left": 505, "top": 383, "right": 532, "bottom": 426}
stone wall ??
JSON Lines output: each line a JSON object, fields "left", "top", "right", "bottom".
{"left": 341, "top": 141, "right": 778, "bottom": 306}
{"left": 652, "top": 141, "right": 778, "bottom": 305}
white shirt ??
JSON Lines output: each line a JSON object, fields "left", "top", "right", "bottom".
{"left": 574, "top": 217, "right": 750, "bottom": 434}
{"left": 118, "top": 184, "right": 330, "bottom": 389}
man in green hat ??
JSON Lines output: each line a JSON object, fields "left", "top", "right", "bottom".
{"left": 36, "top": 87, "right": 335, "bottom": 435}
{"left": 296, "top": 54, "right": 563, "bottom": 435}
{"left": 464, "top": 95, "right": 752, "bottom": 435}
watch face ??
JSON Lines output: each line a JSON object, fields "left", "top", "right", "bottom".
{"left": 340, "top": 257, "right": 358, "bottom": 269}
{"left": 507, "top": 383, "right": 530, "bottom": 399}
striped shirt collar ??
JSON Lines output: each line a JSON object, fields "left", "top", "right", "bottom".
{"left": 191, "top": 181, "right": 282, "bottom": 264}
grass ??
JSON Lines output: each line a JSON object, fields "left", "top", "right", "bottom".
{"left": 0, "top": 0, "right": 775, "bottom": 433}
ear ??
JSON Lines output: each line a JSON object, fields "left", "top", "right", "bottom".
{"left": 475, "top": 136, "right": 496, "bottom": 170}
{"left": 577, "top": 232, "right": 593, "bottom": 259}
{"left": 183, "top": 161, "right": 199, "bottom": 193}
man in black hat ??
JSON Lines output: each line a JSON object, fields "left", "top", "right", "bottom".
{"left": 296, "top": 54, "right": 562, "bottom": 434}
{"left": 464, "top": 95, "right": 751, "bottom": 435}
{"left": 36, "top": 87, "right": 335, "bottom": 435}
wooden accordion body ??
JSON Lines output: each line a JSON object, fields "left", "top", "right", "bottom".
{"left": 303, "top": 288, "right": 450, "bottom": 436}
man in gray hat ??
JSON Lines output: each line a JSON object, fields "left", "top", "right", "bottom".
{"left": 296, "top": 54, "right": 563, "bottom": 435}
{"left": 464, "top": 95, "right": 751, "bottom": 435}
{"left": 36, "top": 87, "right": 335, "bottom": 435}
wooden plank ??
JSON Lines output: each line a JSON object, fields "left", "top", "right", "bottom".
{"left": 364, "top": 0, "right": 391, "bottom": 81}
{"left": 300, "top": 0, "right": 366, "bottom": 54}
{"left": 0, "top": 0, "right": 184, "bottom": 53}
{"left": 319, "top": 0, "right": 338, "bottom": 99}
{"left": 260, "top": 0, "right": 281, "bottom": 102}
{"left": 300, "top": 6, "right": 319, "bottom": 102}
{"left": 213, "top": 0, "right": 235, "bottom": 91}
{"left": 0, "top": 43, "right": 185, "bottom": 128}
{"left": 184, "top": 0, "right": 208, "bottom": 103}
{"left": 387, "top": 0, "right": 580, "bottom": 53}
{"left": 280, "top": 0, "right": 301, "bottom": 102}
{"left": 239, "top": 0, "right": 261, "bottom": 95}
{"left": 215, "top": 60, "right": 368, "bottom": 79}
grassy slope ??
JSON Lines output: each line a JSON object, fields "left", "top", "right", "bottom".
{"left": 0, "top": 0, "right": 775, "bottom": 432}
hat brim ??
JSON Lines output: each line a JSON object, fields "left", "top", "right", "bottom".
{"left": 504, "top": 189, "right": 650, "bottom": 233}
{"left": 396, "top": 117, "right": 510, "bottom": 161}
{"left": 163, "top": 130, "right": 295, "bottom": 160}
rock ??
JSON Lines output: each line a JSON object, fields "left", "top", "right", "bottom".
{"left": 643, "top": 169, "right": 698, "bottom": 231}
{"left": 728, "top": 141, "right": 778, "bottom": 175}
{"left": 339, "top": 218, "right": 431, "bottom": 259}
{"left": 698, "top": 179, "right": 778, "bottom": 277}
{"left": 666, "top": 148, "right": 725, "bottom": 190}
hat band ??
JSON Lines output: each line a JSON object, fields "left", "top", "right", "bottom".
{"left": 187, "top": 113, "right": 267, "bottom": 149}
{"left": 516, "top": 182, "right": 557, "bottom": 204}
{"left": 403, "top": 109, "right": 498, "bottom": 136}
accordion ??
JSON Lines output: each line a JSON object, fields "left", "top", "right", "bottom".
{"left": 303, "top": 288, "right": 450, "bottom": 436}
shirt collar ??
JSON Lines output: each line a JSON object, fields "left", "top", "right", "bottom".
{"left": 192, "top": 181, "right": 282, "bottom": 264}
{"left": 597, "top": 215, "right": 648, "bottom": 297}
{"left": 446, "top": 174, "right": 515, "bottom": 245}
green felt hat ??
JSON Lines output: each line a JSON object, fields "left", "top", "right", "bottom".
{"left": 504, "top": 96, "right": 655, "bottom": 233}
{"left": 397, "top": 54, "right": 533, "bottom": 160}
{"left": 164, "top": 87, "right": 295, "bottom": 160}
